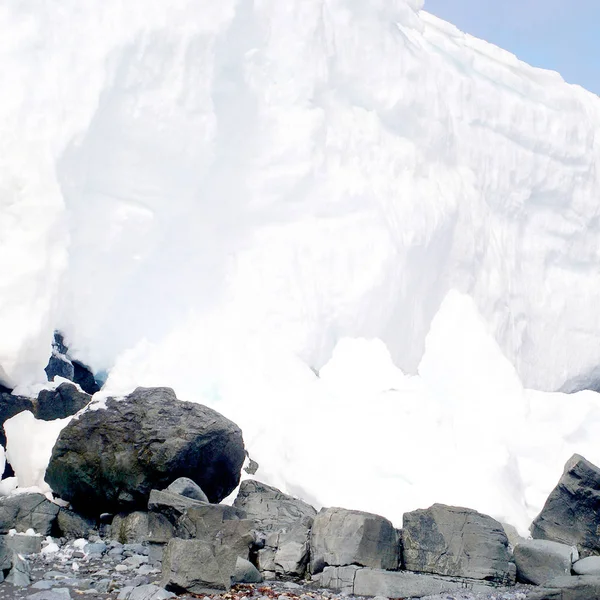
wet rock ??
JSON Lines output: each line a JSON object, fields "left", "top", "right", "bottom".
{"left": 45, "top": 387, "right": 246, "bottom": 514}
{"left": 402, "top": 503, "right": 515, "bottom": 583}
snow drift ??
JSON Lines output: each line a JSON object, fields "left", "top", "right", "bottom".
{"left": 2, "top": 0, "right": 600, "bottom": 532}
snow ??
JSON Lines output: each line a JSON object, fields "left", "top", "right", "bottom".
{"left": 1, "top": 0, "right": 600, "bottom": 533}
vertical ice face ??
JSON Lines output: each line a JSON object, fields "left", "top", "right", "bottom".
{"left": 1, "top": 0, "right": 600, "bottom": 391}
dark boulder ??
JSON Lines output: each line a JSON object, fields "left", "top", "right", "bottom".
{"left": 45, "top": 387, "right": 245, "bottom": 515}
{"left": 36, "top": 383, "right": 91, "bottom": 421}
{"left": 0, "top": 393, "right": 34, "bottom": 447}
{"left": 72, "top": 360, "right": 100, "bottom": 395}
{"left": 0, "top": 493, "right": 59, "bottom": 535}
{"left": 531, "top": 454, "right": 600, "bottom": 557}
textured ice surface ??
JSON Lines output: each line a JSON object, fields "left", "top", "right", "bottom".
{"left": 2, "top": 1, "right": 600, "bottom": 531}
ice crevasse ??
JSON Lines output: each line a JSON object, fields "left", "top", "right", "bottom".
{"left": 2, "top": 0, "right": 600, "bottom": 532}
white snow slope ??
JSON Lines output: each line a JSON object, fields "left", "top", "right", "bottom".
{"left": 2, "top": 0, "right": 600, "bottom": 532}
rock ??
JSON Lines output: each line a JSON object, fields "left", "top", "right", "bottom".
{"left": 318, "top": 566, "right": 500, "bottom": 597}
{"left": 45, "top": 354, "right": 75, "bottom": 383}
{"left": 310, "top": 507, "right": 399, "bottom": 574}
{"left": 0, "top": 392, "right": 34, "bottom": 446}
{"left": 165, "top": 477, "right": 209, "bottom": 503}
{"left": 3, "top": 532, "right": 42, "bottom": 554}
{"left": 513, "top": 539, "right": 578, "bottom": 585}
{"left": 45, "top": 387, "right": 246, "bottom": 514}
{"left": 529, "top": 576, "right": 600, "bottom": 600}
{"left": 56, "top": 508, "right": 96, "bottom": 539}
{"left": 531, "top": 454, "right": 600, "bottom": 556}
{"left": 72, "top": 360, "right": 100, "bottom": 395}
{"left": 27, "top": 590, "right": 72, "bottom": 600}
{"left": 402, "top": 503, "right": 515, "bottom": 583}
{"left": 233, "top": 480, "right": 317, "bottom": 530}
{"left": 161, "top": 538, "right": 238, "bottom": 593}
{"left": 573, "top": 555, "right": 600, "bottom": 575}
{"left": 258, "top": 524, "right": 311, "bottom": 577}
{"left": 112, "top": 511, "right": 175, "bottom": 544}
{"left": 6, "top": 550, "right": 31, "bottom": 586}
{"left": 0, "top": 493, "right": 59, "bottom": 535}
{"left": 232, "top": 557, "right": 263, "bottom": 583}
{"left": 36, "top": 383, "right": 91, "bottom": 421}
{"left": 148, "top": 489, "right": 206, "bottom": 522}
{"left": 174, "top": 503, "right": 248, "bottom": 540}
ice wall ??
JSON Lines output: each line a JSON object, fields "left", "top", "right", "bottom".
{"left": 2, "top": 0, "right": 600, "bottom": 392}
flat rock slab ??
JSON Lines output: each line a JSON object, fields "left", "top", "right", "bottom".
{"left": 514, "top": 539, "right": 578, "bottom": 585}
{"left": 402, "top": 503, "right": 515, "bottom": 583}
{"left": 310, "top": 507, "right": 398, "bottom": 573}
{"left": 531, "top": 454, "right": 600, "bottom": 556}
{"left": 317, "top": 565, "right": 504, "bottom": 598}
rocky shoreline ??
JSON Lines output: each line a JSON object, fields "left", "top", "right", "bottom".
{"left": 0, "top": 383, "right": 599, "bottom": 599}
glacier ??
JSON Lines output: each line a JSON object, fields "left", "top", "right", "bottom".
{"left": 2, "top": 0, "right": 600, "bottom": 532}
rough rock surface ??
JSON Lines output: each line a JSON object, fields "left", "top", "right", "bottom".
{"left": 310, "top": 507, "right": 398, "bottom": 574}
{"left": 111, "top": 511, "right": 175, "bottom": 545}
{"left": 258, "top": 524, "right": 312, "bottom": 577}
{"left": 174, "top": 504, "right": 248, "bottom": 540}
{"left": 45, "top": 387, "right": 246, "bottom": 514}
{"left": 161, "top": 539, "right": 238, "bottom": 592}
{"left": 0, "top": 494, "right": 59, "bottom": 535}
{"left": 402, "top": 504, "right": 515, "bottom": 583}
{"left": 528, "top": 576, "right": 600, "bottom": 600}
{"left": 232, "top": 557, "right": 263, "bottom": 584}
{"left": 56, "top": 509, "right": 96, "bottom": 539}
{"left": 513, "top": 539, "right": 578, "bottom": 585}
{"left": 36, "top": 384, "right": 91, "bottom": 421}
{"left": 531, "top": 454, "right": 600, "bottom": 556}
{"left": 233, "top": 480, "right": 317, "bottom": 530}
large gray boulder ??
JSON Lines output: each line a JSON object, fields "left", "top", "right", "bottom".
{"left": 147, "top": 489, "right": 206, "bottom": 523}
{"left": 233, "top": 480, "right": 317, "bottom": 529}
{"left": 0, "top": 493, "right": 59, "bottom": 535}
{"left": 165, "top": 478, "right": 208, "bottom": 503}
{"left": 111, "top": 511, "right": 175, "bottom": 544}
{"left": 56, "top": 508, "right": 96, "bottom": 539}
{"left": 402, "top": 504, "right": 515, "bottom": 583}
{"left": 258, "top": 523, "right": 311, "bottom": 577}
{"left": 45, "top": 387, "right": 245, "bottom": 514}
{"left": 513, "top": 539, "right": 578, "bottom": 585}
{"left": 174, "top": 503, "right": 248, "bottom": 540}
{"left": 161, "top": 539, "right": 238, "bottom": 593}
{"left": 310, "top": 507, "right": 399, "bottom": 574}
{"left": 531, "top": 454, "right": 600, "bottom": 556}
{"left": 232, "top": 557, "right": 263, "bottom": 584}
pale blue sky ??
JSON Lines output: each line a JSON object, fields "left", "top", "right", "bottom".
{"left": 423, "top": 0, "right": 600, "bottom": 96}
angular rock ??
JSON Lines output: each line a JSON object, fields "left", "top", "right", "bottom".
{"left": 318, "top": 566, "right": 501, "bottom": 598}
{"left": 174, "top": 503, "right": 247, "bottom": 540}
{"left": 5, "top": 550, "right": 31, "bottom": 586}
{"left": 72, "top": 360, "right": 100, "bottom": 395}
{"left": 45, "top": 387, "right": 246, "bottom": 514}
{"left": 148, "top": 489, "right": 206, "bottom": 523}
{"left": 165, "top": 477, "right": 208, "bottom": 503}
{"left": 233, "top": 480, "right": 317, "bottom": 529}
{"left": 258, "top": 523, "right": 311, "bottom": 577}
{"left": 513, "top": 539, "right": 578, "bottom": 585}
{"left": 310, "top": 507, "right": 399, "bottom": 574}
{"left": 56, "top": 508, "right": 96, "bottom": 539}
{"left": 111, "top": 511, "right": 175, "bottom": 544}
{"left": 161, "top": 539, "right": 237, "bottom": 593}
{"left": 0, "top": 493, "right": 59, "bottom": 535}
{"left": 531, "top": 454, "right": 600, "bottom": 556}
{"left": 120, "top": 583, "right": 175, "bottom": 600}
{"left": 0, "top": 392, "right": 34, "bottom": 446}
{"left": 36, "top": 383, "right": 91, "bottom": 421}
{"left": 402, "top": 503, "right": 515, "bottom": 583}
{"left": 232, "top": 557, "right": 263, "bottom": 584}
{"left": 573, "top": 555, "right": 600, "bottom": 575}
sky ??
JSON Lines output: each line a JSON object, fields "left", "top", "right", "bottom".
{"left": 423, "top": 0, "right": 600, "bottom": 96}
